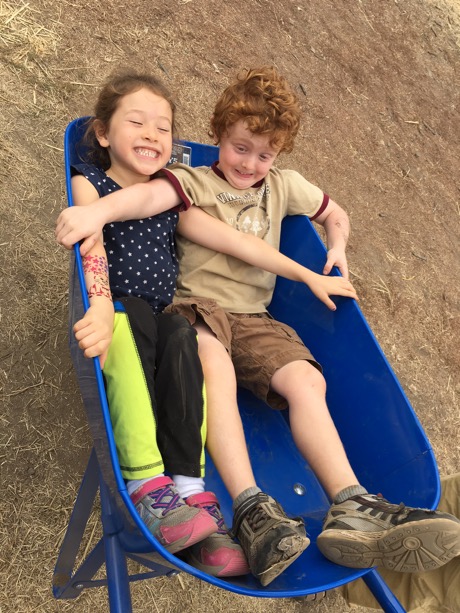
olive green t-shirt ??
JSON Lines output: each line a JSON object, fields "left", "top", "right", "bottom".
{"left": 162, "top": 163, "right": 328, "bottom": 313}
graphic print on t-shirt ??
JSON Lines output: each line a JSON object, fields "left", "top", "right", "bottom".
{"left": 216, "top": 182, "right": 271, "bottom": 239}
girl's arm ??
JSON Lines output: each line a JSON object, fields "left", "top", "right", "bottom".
{"left": 177, "top": 206, "right": 358, "bottom": 311}
{"left": 313, "top": 199, "right": 350, "bottom": 280}
{"left": 56, "top": 177, "right": 180, "bottom": 255}
{"left": 70, "top": 175, "right": 115, "bottom": 367}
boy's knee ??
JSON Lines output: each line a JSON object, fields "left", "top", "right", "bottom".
{"left": 275, "top": 359, "right": 326, "bottom": 393}
{"left": 196, "top": 331, "right": 229, "bottom": 363}
{"left": 195, "top": 322, "right": 223, "bottom": 349}
{"left": 308, "top": 366, "right": 327, "bottom": 392}
{"left": 298, "top": 361, "right": 326, "bottom": 391}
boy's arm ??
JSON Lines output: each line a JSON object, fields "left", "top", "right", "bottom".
{"left": 70, "top": 175, "right": 115, "bottom": 367}
{"left": 177, "top": 206, "right": 357, "bottom": 310}
{"left": 313, "top": 199, "right": 350, "bottom": 280}
{"left": 56, "top": 177, "right": 181, "bottom": 255}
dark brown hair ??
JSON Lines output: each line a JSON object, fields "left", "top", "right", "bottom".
{"left": 83, "top": 70, "right": 176, "bottom": 169}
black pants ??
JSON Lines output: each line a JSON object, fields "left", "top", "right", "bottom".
{"left": 103, "top": 297, "right": 206, "bottom": 479}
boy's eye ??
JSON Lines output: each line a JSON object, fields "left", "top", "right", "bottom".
{"left": 260, "top": 153, "right": 275, "bottom": 162}
{"left": 130, "top": 120, "right": 142, "bottom": 126}
{"left": 158, "top": 127, "right": 171, "bottom": 133}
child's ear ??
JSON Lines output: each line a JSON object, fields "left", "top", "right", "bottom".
{"left": 94, "top": 119, "right": 109, "bottom": 148}
{"left": 209, "top": 115, "right": 219, "bottom": 145}
{"left": 208, "top": 130, "right": 219, "bottom": 146}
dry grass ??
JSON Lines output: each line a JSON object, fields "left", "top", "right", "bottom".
{"left": 0, "top": 1, "right": 59, "bottom": 57}
{"left": 1, "top": 0, "right": 459, "bottom": 612}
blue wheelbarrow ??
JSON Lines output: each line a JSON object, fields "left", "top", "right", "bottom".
{"left": 53, "top": 117, "right": 441, "bottom": 612}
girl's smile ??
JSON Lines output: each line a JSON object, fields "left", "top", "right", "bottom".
{"left": 96, "top": 87, "right": 173, "bottom": 187}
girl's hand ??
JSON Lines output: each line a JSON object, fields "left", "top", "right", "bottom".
{"left": 306, "top": 273, "right": 358, "bottom": 311}
{"left": 73, "top": 300, "right": 115, "bottom": 367}
{"left": 323, "top": 247, "right": 349, "bottom": 280}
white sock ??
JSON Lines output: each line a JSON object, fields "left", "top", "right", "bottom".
{"left": 127, "top": 474, "right": 164, "bottom": 497}
{"left": 172, "top": 474, "right": 205, "bottom": 499}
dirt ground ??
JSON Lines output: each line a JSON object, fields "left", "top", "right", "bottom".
{"left": 0, "top": 0, "right": 459, "bottom": 612}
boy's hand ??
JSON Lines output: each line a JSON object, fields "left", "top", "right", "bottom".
{"left": 73, "top": 300, "right": 114, "bottom": 368}
{"left": 323, "top": 247, "right": 349, "bottom": 280}
{"left": 313, "top": 199, "right": 350, "bottom": 280}
{"left": 56, "top": 205, "right": 106, "bottom": 255}
{"left": 307, "top": 273, "right": 358, "bottom": 311}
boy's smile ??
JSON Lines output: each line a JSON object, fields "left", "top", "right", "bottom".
{"left": 217, "top": 120, "right": 281, "bottom": 190}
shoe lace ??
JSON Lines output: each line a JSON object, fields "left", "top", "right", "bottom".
{"left": 368, "top": 494, "right": 432, "bottom": 521}
{"left": 245, "top": 504, "right": 270, "bottom": 531}
{"left": 231, "top": 492, "right": 271, "bottom": 538}
{"left": 147, "top": 485, "right": 182, "bottom": 517}
{"left": 201, "top": 502, "right": 226, "bottom": 534}
{"left": 374, "top": 494, "right": 408, "bottom": 516}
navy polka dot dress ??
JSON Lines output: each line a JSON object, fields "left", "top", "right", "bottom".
{"left": 71, "top": 164, "right": 179, "bottom": 313}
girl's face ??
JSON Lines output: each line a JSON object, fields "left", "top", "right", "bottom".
{"left": 217, "top": 120, "right": 280, "bottom": 190}
{"left": 96, "top": 87, "right": 173, "bottom": 187}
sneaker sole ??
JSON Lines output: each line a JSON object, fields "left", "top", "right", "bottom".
{"left": 258, "top": 534, "right": 310, "bottom": 586}
{"left": 317, "top": 517, "right": 460, "bottom": 572}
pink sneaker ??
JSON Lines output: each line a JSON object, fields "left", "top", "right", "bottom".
{"left": 185, "top": 492, "right": 250, "bottom": 577}
{"left": 131, "top": 476, "right": 217, "bottom": 554}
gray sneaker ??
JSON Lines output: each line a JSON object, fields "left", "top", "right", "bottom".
{"left": 131, "top": 476, "right": 217, "bottom": 554}
{"left": 317, "top": 493, "right": 460, "bottom": 572}
{"left": 232, "top": 492, "right": 310, "bottom": 586}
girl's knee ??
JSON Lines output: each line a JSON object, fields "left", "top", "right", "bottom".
{"left": 168, "top": 312, "right": 196, "bottom": 333}
{"left": 168, "top": 318, "right": 198, "bottom": 346}
{"left": 158, "top": 313, "right": 200, "bottom": 355}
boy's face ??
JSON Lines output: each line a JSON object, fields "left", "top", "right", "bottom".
{"left": 218, "top": 120, "right": 281, "bottom": 189}
{"left": 96, "top": 87, "right": 173, "bottom": 186}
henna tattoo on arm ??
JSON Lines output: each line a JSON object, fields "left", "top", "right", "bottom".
{"left": 83, "top": 254, "right": 112, "bottom": 301}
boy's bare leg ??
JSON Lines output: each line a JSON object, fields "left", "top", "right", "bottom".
{"left": 194, "top": 322, "right": 257, "bottom": 499}
{"left": 270, "top": 359, "right": 360, "bottom": 499}
{"left": 195, "top": 323, "right": 310, "bottom": 585}
{"left": 270, "top": 359, "right": 460, "bottom": 573}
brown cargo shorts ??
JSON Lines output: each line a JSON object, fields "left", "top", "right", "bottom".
{"left": 166, "top": 296, "right": 322, "bottom": 410}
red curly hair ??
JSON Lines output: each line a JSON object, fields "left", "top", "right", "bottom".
{"left": 210, "top": 67, "right": 301, "bottom": 153}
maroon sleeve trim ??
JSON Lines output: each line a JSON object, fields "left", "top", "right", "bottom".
{"left": 159, "top": 168, "right": 191, "bottom": 212}
{"left": 309, "top": 193, "right": 329, "bottom": 221}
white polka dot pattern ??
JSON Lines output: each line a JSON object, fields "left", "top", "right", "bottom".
{"left": 72, "top": 164, "right": 179, "bottom": 313}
